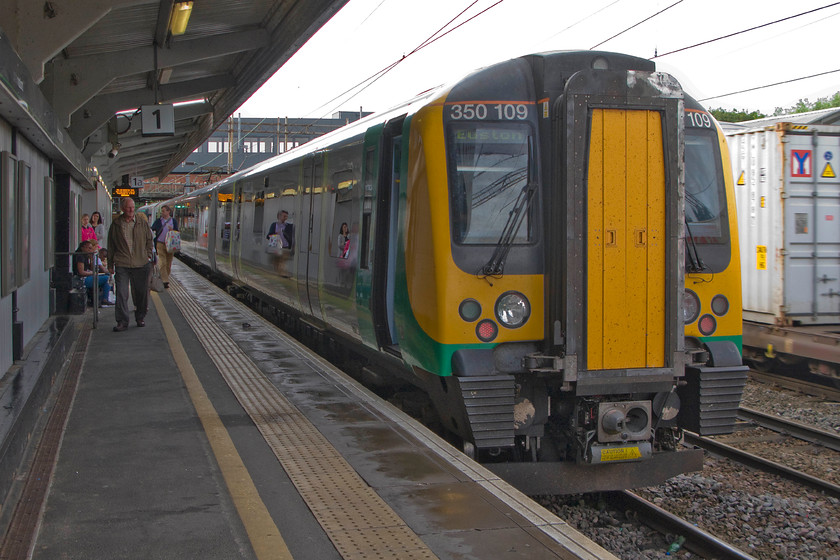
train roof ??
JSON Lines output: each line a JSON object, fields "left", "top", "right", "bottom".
{"left": 172, "top": 50, "right": 702, "bottom": 201}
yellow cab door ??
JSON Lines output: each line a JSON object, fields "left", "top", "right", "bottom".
{"left": 586, "top": 109, "right": 666, "bottom": 370}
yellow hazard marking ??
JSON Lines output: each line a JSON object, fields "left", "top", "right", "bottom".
{"left": 822, "top": 162, "right": 836, "bottom": 178}
{"left": 756, "top": 245, "right": 767, "bottom": 270}
{"left": 760, "top": 196, "right": 766, "bottom": 208}
{"left": 600, "top": 446, "right": 642, "bottom": 462}
{"left": 152, "top": 292, "right": 293, "bottom": 560}
{"left": 737, "top": 171, "right": 745, "bottom": 185}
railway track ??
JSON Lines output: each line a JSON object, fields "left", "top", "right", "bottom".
{"left": 607, "top": 491, "right": 757, "bottom": 559}
{"left": 748, "top": 369, "right": 840, "bottom": 401}
{"left": 737, "top": 406, "right": 840, "bottom": 452}
{"left": 684, "top": 431, "right": 840, "bottom": 499}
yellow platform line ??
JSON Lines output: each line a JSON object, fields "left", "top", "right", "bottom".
{"left": 152, "top": 291, "right": 292, "bottom": 560}
{"left": 166, "top": 275, "right": 436, "bottom": 559}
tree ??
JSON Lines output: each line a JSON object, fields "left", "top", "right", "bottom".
{"left": 712, "top": 91, "right": 840, "bottom": 121}
{"left": 774, "top": 91, "right": 840, "bottom": 115}
{"left": 709, "top": 108, "right": 766, "bottom": 122}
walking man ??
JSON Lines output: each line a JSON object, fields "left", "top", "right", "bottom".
{"left": 107, "top": 197, "right": 154, "bottom": 331}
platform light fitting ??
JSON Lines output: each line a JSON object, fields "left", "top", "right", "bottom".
{"left": 169, "top": 2, "right": 193, "bottom": 36}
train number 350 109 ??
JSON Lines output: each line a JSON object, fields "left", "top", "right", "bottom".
{"left": 449, "top": 103, "right": 529, "bottom": 120}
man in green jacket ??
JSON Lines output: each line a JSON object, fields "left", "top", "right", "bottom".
{"left": 107, "top": 198, "right": 154, "bottom": 331}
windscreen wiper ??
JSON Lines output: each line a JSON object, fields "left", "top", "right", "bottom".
{"left": 480, "top": 138, "right": 535, "bottom": 278}
{"left": 684, "top": 218, "right": 706, "bottom": 273}
{"left": 480, "top": 181, "right": 536, "bottom": 277}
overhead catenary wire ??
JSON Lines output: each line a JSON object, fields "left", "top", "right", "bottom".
{"left": 535, "top": 0, "right": 624, "bottom": 47}
{"left": 698, "top": 68, "right": 840, "bottom": 103}
{"left": 651, "top": 2, "right": 840, "bottom": 59}
{"left": 589, "top": 0, "right": 684, "bottom": 50}
{"left": 184, "top": 1, "right": 508, "bottom": 175}
{"left": 306, "top": 0, "right": 504, "bottom": 120}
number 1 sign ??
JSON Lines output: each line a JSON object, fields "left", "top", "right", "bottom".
{"left": 141, "top": 104, "right": 175, "bottom": 136}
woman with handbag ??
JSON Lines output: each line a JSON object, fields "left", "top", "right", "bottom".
{"left": 150, "top": 205, "right": 179, "bottom": 289}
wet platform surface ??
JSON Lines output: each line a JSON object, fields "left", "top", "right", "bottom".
{"left": 13, "top": 261, "right": 614, "bottom": 559}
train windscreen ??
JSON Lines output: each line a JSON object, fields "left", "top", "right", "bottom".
{"left": 684, "top": 125, "right": 731, "bottom": 272}
{"left": 447, "top": 124, "right": 533, "bottom": 245}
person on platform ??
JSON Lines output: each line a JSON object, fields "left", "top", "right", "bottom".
{"left": 151, "top": 205, "right": 179, "bottom": 289}
{"left": 73, "top": 240, "right": 113, "bottom": 307}
{"left": 90, "top": 211, "right": 107, "bottom": 247}
{"left": 81, "top": 213, "right": 97, "bottom": 243}
{"left": 107, "top": 198, "right": 153, "bottom": 331}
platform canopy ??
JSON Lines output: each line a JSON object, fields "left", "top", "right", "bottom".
{"left": 0, "top": 0, "right": 348, "bottom": 188}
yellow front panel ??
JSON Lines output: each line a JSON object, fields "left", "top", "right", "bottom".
{"left": 587, "top": 109, "right": 666, "bottom": 370}
{"left": 405, "top": 100, "right": 544, "bottom": 345}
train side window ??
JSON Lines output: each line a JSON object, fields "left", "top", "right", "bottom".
{"left": 253, "top": 186, "right": 265, "bottom": 234}
{"left": 360, "top": 146, "right": 375, "bottom": 269}
{"left": 331, "top": 168, "right": 356, "bottom": 258}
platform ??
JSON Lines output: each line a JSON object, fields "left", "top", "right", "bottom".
{"left": 1, "top": 261, "right": 615, "bottom": 560}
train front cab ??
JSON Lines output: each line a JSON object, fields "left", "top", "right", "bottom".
{"left": 676, "top": 99, "right": 749, "bottom": 437}
{"left": 406, "top": 53, "right": 746, "bottom": 493}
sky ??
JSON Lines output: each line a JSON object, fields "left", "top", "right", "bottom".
{"left": 236, "top": 0, "right": 840, "bottom": 120}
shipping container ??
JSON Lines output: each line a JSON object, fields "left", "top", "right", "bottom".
{"left": 725, "top": 118, "right": 840, "bottom": 325}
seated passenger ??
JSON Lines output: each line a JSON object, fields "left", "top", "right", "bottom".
{"left": 74, "top": 240, "right": 113, "bottom": 307}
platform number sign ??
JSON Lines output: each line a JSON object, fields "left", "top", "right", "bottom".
{"left": 791, "top": 149, "right": 812, "bottom": 177}
{"left": 141, "top": 104, "right": 175, "bottom": 136}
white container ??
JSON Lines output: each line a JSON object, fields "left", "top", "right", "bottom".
{"left": 726, "top": 122, "right": 840, "bottom": 325}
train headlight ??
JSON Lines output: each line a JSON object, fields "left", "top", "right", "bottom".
{"left": 711, "top": 294, "right": 729, "bottom": 316}
{"left": 495, "top": 291, "right": 530, "bottom": 328}
{"left": 683, "top": 290, "right": 700, "bottom": 324}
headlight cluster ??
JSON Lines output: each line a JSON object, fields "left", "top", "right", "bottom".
{"left": 683, "top": 290, "right": 729, "bottom": 336}
{"left": 459, "top": 291, "right": 530, "bottom": 342}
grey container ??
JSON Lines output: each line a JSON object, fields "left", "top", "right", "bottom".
{"left": 726, "top": 120, "right": 840, "bottom": 325}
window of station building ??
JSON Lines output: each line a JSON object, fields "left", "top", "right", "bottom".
{"left": 17, "top": 160, "right": 31, "bottom": 285}
{"left": 1, "top": 151, "right": 18, "bottom": 295}
{"left": 44, "top": 176, "right": 55, "bottom": 271}
{"left": 207, "top": 140, "right": 229, "bottom": 153}
{"left": 0, "top": 153, "right": 32, "bottom": 294}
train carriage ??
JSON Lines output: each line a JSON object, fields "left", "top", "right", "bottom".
{"left": 147, "top": 50, "right": 748, "bottom": 493}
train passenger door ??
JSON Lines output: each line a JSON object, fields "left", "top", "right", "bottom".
{"left": 230, "top": 184, "right": 244, "bottom": 280}
{"left": 204, "top": 194, "right": 217, "bottom": 270}
{"left": 296, "top": 154, "right": 324, "bottom": 322}
{"left": 370, "top": 117, "right": 404, "bottom": 350}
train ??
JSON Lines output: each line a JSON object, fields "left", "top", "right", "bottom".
{"left": 142, "top": 50, "right": 748, "bottom": 494}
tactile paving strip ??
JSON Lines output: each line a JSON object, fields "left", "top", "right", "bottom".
{"left": 167, "top": 274, "right": 437, "bottom": 560}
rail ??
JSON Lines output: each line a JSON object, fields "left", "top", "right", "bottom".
{"left": 738, "top": 407, "right": 840, "bottom": 452}
{"left": 607, "top": 491, "right": 757, "bottom": 559}
{"left": 684, "top": 432, "right": 840, "bottom": 499}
